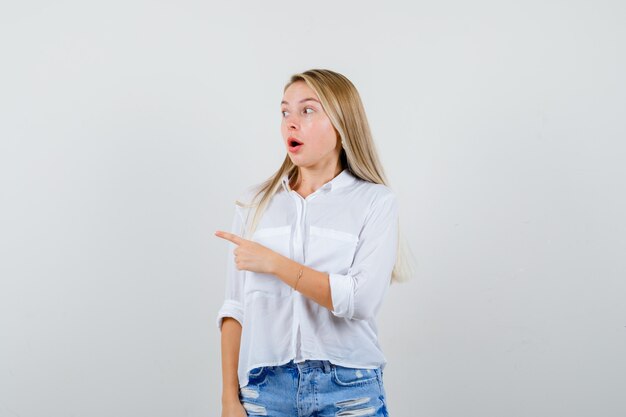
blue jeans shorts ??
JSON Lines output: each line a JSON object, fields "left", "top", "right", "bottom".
{"left": 238, "top": 359, "right": 390, "bottom": 416}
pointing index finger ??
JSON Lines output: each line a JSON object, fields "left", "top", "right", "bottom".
{"left": 215, "top": 230, "right": 244, "bottom": 245}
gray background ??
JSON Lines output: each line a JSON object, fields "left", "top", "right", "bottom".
{"left": 1, "top": 1, "right": 625, "bottom": 416}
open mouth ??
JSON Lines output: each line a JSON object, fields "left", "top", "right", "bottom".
{"left": 288, "top": 138, "right": 303, "bottom": 151}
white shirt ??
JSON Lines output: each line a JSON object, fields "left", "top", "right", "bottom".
{"left": 216, "top": 168, "right": 399, "bottom": 388}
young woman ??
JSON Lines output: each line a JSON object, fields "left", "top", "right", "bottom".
{"left": 215, "top": 69, "right": 412, "bottom": 417}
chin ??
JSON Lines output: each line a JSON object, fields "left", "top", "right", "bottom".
{"left": 287, "top": 155, "right": 304, "bottom": 165}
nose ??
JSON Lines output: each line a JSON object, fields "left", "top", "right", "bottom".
{"left": 284, "top": 113, "right": 298, "bottom": 131}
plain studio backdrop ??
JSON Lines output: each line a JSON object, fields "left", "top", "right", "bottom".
{"left": 1, "top": 1, "right": 625, "bottom": 416}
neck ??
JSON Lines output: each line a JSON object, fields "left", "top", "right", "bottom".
{"left": 293, "top": 163, "right": 343, "bottom": 197}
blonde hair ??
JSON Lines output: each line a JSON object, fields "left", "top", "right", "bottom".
{"left": 236, "top": 69, "right": 416, "bottom": 283}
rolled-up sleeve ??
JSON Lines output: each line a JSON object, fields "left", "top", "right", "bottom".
{"left": 328, "top": 192, "right": 399, "bottom": 321}
{"left": 216, "top": 205, "right": 246, "bottom": 330}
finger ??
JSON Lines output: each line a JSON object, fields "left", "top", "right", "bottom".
{"left": 215, "top": 230, "right": 244, "bottom": 245}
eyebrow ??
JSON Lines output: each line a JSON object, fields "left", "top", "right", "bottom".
{"left": 280, "top": 97, "right": 321, "bottom": 105}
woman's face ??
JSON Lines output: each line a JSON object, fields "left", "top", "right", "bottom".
{"left": 280, "top": 81, "right": 341, "bottom": 169}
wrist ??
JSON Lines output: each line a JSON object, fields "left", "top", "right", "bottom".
{"left": 221, "top": 382, "right": 240, "bottom": 404}
{"left": 269, "top": 252, "right": 286, "bottom": 275}
{"left": 222, "top": 393, "right": 241, "bottom": 406}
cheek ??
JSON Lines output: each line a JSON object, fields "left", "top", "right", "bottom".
{"left": 310, "top": 118, "right": 337, "bottom": 146}
{"left": 321, "top": 122, "right": 339, "bottom": 148}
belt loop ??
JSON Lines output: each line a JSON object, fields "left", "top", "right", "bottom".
{"left": 323, "top": 361, "right": 331, "bottom": 373}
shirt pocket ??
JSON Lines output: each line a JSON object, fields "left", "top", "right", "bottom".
{"left": 245, "top": 225, "right": 292, "bottom": 296}
{"left": 308, "top": 226, "right": 359, "bottom": 274}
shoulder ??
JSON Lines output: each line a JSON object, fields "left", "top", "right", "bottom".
{"left": 345, "top": 179, "right": 398, "bottom": 226}
{"left": 353, "top": 179, "right": 398, "bottom": 207}
{"left": 231, "top": 182, "right": 264, "bottom": 219}
{"left": 235, "top": 183, "right": 262, "bottom": 205}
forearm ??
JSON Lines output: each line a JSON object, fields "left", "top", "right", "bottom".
{"left": 220, "top": 317, "right": 242, "bottom": 405}
{"left": 270, "top": 254, "right": 333, "bottom": 311}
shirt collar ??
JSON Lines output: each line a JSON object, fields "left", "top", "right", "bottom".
{"left": 281, "top": 168, "right": 357, "bottom": 193}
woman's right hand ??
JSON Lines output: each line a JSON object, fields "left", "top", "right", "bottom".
{"left": 221, "top": 399, "right": 247, "bottom": 417}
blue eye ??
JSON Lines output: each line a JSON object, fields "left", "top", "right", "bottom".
{"left": 304, "top": 107, "right": 314, "bottom": 114}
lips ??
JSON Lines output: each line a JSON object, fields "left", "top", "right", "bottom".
{"left": 288, "top": 137, "right": 303, "bottom": 153}
{"left": 288, "top": 137, "right": 303, "bottom": 147}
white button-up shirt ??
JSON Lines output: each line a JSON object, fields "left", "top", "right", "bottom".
{"left": 216, "top": 168, "right": 399, "bottom": 388}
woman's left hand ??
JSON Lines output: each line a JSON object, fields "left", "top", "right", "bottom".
{"left": 214, "top": 230, "right": 280, "bottom": 275}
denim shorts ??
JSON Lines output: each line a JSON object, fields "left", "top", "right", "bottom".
{"left": 238, "top": 359, "right": 390, "bottom": 416}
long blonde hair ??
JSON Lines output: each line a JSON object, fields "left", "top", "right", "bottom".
{"left": 236, "top": 69, "right": 416, "bottom": 283}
